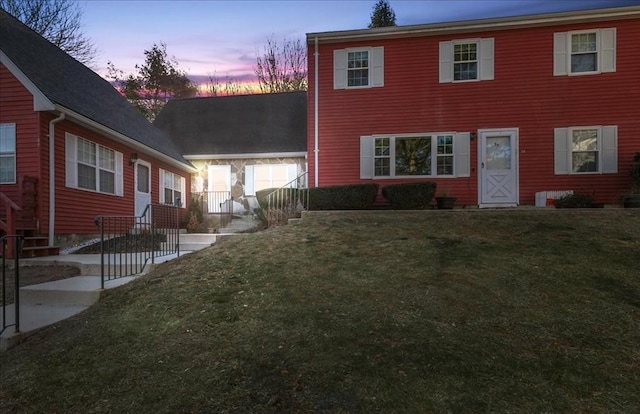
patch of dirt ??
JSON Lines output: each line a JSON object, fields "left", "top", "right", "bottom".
{"left": 0, "top": 265, "right": 81, "bottom": 305}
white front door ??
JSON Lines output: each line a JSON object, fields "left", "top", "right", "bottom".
{"left": 479, "top": 129, "right": 518, "bottom": 207}
{"left": 135, "top": 159, "right": 151, "bottom": 217}
{"left": 207, "top": 165, "right": 231, "bottom": 213}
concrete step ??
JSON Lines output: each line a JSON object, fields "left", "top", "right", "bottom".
{"left": 176, "top": 233, "right": 216, "bottom": 251}
{"left": 19, "top": 276, "right": 103, "bottom": 306}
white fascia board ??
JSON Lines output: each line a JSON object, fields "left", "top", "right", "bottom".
{"left": 55, "top": 105, "right": 197, "bottom": 174}
{"left": 307, "top": 6, "right": 640, "bottom": 43}
{"left": 0, "top": 50, "right": 55, "bottom": 111}
{"left": 184, "top": 152, "right": 307, "bottom": 160}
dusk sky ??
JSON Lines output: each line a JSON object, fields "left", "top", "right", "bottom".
{"left": 81, "top": 0, "right": 640, "bottom": 85}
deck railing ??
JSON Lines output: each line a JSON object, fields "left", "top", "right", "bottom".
{"left": 192, "top": 191, "right": 233, "bottom": 229}
{"left": 1, "top": 235, "right": 23, "bottom": 335}
{"left": 265, "top": 172, "right": 309, "bottom": 227}
{"left": 0, "top": 192, "right": 22, "bottom": 258}
{"left": 94, "top": 204, "right": 180, "bottom": 289}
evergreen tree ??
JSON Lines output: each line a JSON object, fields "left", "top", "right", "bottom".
{"left": 369, "top": 0, "right": 397, "bottom": 28}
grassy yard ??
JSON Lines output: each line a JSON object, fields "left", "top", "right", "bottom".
{"left": 1, "top": 210, "right": 639, "bottom": 413}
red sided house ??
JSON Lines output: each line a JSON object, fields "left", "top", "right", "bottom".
{"left": 306, "top": 6, "right": 640, "bottom": 207}
{"left": 0, "top": 10, "right": 195, "bottom": 256}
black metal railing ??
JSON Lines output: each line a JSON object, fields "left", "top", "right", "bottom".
{"left": 265, "top": 172, "right": 309, "bottom": 227}
{"left": 1, "top": 235, "right": 23, "bottom": 335}
{"left": 192, "top": 191, "right": 233, "bottom": 229}
{"left": 94, "top": 204, "right": 180, "bottom": 289}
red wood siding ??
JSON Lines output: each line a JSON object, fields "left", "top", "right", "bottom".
{"left": 42, "top": 117, "right": 190, "bottom": 234}
{"left": 0, "top": 64, "right": 40, "bottom": 205}
{"left": 308, "top": 17, "right": 640, "bottom": 205}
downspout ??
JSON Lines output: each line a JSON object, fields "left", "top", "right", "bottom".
{"left": 48, "top": 112, "right": 65, "bottom": 246}
{"left": 314, "top": 37, "right": 319, "bottom": 188}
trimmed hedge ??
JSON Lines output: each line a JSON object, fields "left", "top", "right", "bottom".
{"left": 307, "top": 184, "right": 379, "bottom": 210}
{"left": 381, "top": 182, "right": 437, "bottom": 209}
{"left": 256, "top": 187, "right": 300, "bottom": 209}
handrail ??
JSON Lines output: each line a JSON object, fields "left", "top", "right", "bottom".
{"left": 0, "top": 192, "right": 22, "bottom": 258}
{"left": 265, "top": 172, "right": 309, "bottom": 227}
{"left": 1, "top": 235, "right": 24, "bottom": 335}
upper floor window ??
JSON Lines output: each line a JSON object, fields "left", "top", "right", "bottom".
{"left": 554, "top": 126, "right": 617, "bottom": 175}
{"left": 0, "top": 123, "right": 16, "bottom": 184}
{"left": 361, "top": 133, "right": 470, "bottom": 179}
{"left": 553, "top": 28, "right": 616, "bottom": 76}
{"left": 440, "top": 38, "right": 494, "bottom": 83}
{"left": 347, "top": 50, "right": 370, "bottom": 87}
{"left": 454, "top": 42, "right": 478, "bottom": 81}
{"left": 334, "top": 47, "right": 384, "bottom": 89}
{"left": 65, "top": 133, "right": 123, "bottom": 196}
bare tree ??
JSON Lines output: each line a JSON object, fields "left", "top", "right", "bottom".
{"left": 108, "top": 43, "right": 197, "bottom": 120}
{"left": 0, "top": 0, "right": 97, "bottom": 65}
{"left": 202, "top": 73, "right": 250, "bottom": 97}
{"left": 254, "top": 37, "right": 307, "bottom": 93}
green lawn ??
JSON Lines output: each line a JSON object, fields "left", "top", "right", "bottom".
{"left": 1, "top": 210, "right": 639, "bottom": 413}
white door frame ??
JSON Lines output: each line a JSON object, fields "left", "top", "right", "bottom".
{"left": 134, "top": 159, "right": 152, "bottom": 217}
{"left": 477, "top": 128, "right": 519, "bottom": 208}
{"left": 207, "top": 165, "right": 232, "bottom": 213}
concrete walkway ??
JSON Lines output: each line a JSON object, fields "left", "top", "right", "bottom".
{"left": 1, "top": 217, "right": 260, "bottom": 351}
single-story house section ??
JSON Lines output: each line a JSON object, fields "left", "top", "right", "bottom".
{"left": 154, "top": 91, "right": 307, "bottom": 213}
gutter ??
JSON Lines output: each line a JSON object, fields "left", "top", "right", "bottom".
{"left": 48, "top": 112, "right": 65, "bottom": 246}
{"left": 314, "top": 36, "right": 319, "bottom": 188}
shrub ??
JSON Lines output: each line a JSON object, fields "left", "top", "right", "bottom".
{"left": 381, "top": 182, "right": 437, "bottom": 209}
{"left": 307, "top": 184, "right": 379, "bottom": 210}
{"left": 255, "top": 188, "right": 279, "bottom": 209}
{"left": 553, "top": 192, "right": 595, "bottom": 208}
{"left": 256, "top": 187, "right": 300, "bottom": 210}
{"left": 183, "top": 196, "right": 205, "bottom": 231}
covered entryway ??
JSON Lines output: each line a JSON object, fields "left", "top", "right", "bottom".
{"left": 479, "top": 129, "right": 518, "bottom": 207}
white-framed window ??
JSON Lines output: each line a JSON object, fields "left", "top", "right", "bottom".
{"left": 553, "top": 28, "right": 616, "bottom": 76}
{"left": 159, "top": 169, "right": 186, "bottom": 207}
{"left": 334, "top": 47, "right": 384, "bottom": 89}
{"left": 244, "top": 164, "right": 298, "bottom": 196}
{"left": 440, "top": 38, "right": 494, "bottom": 83}
{"left": 0, "top": 123, "right": 16, "bottom": 184}
{"left": 360, "top": 132, "right": 470, "bottom": 179}
{"left": 65, "top": 133, "right": 123, "bottom": 195}
{"left": 554, "top": 126, "right": 617, "bottom": 175}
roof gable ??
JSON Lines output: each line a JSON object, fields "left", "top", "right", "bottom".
{"left": 0, "top": 9, "right": 190, "bottom": 168}
{"left": 154, "top": 91, "right": 307, "bottom": 156}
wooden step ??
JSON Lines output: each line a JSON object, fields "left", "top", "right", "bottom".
{"left": 20, "top": 245, "right": 60, "bottom": 258}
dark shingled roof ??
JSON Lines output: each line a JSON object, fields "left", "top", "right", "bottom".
{"left": 0, "top": 9, "right": 189, "bottom": 167}
{"left": 153, "top": 91, "right": 307, "bottom": 156}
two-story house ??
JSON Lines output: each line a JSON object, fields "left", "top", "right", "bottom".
{"left": 306, "top": 6, "right": 640, "bottom": 207}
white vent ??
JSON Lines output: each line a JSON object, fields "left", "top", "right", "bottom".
{"left": 535, "top": 190, "right": 574, "bottom": 207}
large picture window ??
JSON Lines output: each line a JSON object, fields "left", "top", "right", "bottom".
{"left": 65, "top": 133, "right": 123, "bottom": 196}
{"left": 362, "top": 133, "right": 469, "bottom": 179}
{"left": 0, "top": 123, "right": 16, "bottom": 184}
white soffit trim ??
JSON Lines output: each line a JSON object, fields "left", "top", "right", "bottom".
{"left": 184, "top": 152, "right": 307, "bottom": 160}
{"left": 55, "top": 105, "right": 197, "bottom": 173}
{"left": 0, "top": 50, "right": 55, "bottom": 111}
{"left": 306, "top": 6, "right": 640, "bottom": 43}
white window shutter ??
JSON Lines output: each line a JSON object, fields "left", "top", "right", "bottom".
{"left": 600, "top": 28, "right": 616, "bottom": 73}
{"left": 454, "top": 133, "right": 471, "bottom": 177}
{"left": 115, "top": 151, "right": 123, "bottom": 196}
{"left": 553, "top": 32, "right": 568, "bottom": 76}
{"left": 65, "top": 133, "right": 77, "bottom": 188}
{"left": 601, "top": 125, "right": 618, "bottom": 174}
{"left": 180, "top": 176, "right": 186, "bottom": 207}
{"left": 159, "top": 169, "right": 165, "bottom": 203}
{"left": 554, "top": 128, "right": 570, "bottom": 174}
{"left": 480, "top": 38, "right": 494, "bottom": 81}
{"left": 334, "top": 49, "right": 347, "bottom": 89}
{"left": 439, "top": 41, "right": 453, "bottom": 83}
{"left": 360, "top": 136, "right": 374, "bottom": 179}
{"left": 244, "top": 165, "right": 255, "bottom": 195}
{"left": 371, "top": 47, "right": 384, "bottom": 87}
